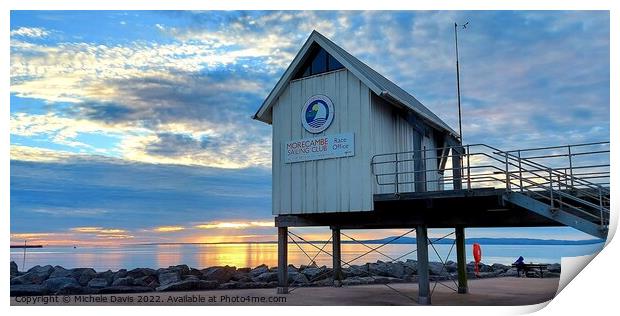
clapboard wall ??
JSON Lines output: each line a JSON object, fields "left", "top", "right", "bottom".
{"left": 369, "top": 94, "right": 417, "bottom": 194}
{"left": 271, "top": 68, "right": 440, "bottom": 215}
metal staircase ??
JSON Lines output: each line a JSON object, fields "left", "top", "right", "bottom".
{"left": 371, "top": 141, "right": 610, "bottom": 239}
{"left": 501, "top": 144, "right": 609, "bottom": 237}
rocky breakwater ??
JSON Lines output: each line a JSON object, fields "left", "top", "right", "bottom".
{"left": 10, "top": 260, "right": 561, "bottom": 296}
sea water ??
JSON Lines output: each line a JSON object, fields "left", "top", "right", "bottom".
{"left": 10, "top": 243, "right": 604, "bottom": 272}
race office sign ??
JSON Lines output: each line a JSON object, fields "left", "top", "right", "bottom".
{"left": 284, "top": 133, "right": 355, "bottom": 163}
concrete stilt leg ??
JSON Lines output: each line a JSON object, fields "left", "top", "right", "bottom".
{"left": 456, "top": 226, "right": 469, "bottom": 294}
{"left": 332, "top": 228, "right": 342, "bottom": 287}
{"left": 416, "top": 225, "right": 431, "bottom": 305}
{"left": 277, "top": 226, "right": 288, "bottom": 294}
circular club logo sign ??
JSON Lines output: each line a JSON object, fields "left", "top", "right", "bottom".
{"left": 301, "top": 95, "right": 334, "bottom": 133}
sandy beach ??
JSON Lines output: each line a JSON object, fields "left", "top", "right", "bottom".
{"left": 11, "top": 277, "right": 559, "bottom": 306}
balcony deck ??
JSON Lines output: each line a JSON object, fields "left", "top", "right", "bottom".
{"left": 276, "top": 188, "right": 563, "bottom": 229}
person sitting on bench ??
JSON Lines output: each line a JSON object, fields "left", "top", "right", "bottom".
{"left": 514, "top": 256, "right": 526, "bottom": 277}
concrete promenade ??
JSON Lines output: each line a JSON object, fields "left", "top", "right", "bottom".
{"left": 11, "top": 277, "right": 559, "bottom": 306}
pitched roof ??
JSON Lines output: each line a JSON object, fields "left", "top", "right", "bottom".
{"left": 253, "top": 30, "right": 459, "bottom": 137}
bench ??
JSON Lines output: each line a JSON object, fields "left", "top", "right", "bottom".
{"left": 512, "top": 263, "right": 548, "bottom": 278}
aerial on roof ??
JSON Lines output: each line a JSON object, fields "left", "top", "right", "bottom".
{"left": 253, "top": 30, "right": 459, "bottom": 137}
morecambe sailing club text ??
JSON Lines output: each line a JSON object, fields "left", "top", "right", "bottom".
{"left": 286, "top": 137, "right": 328, "bottom": 155}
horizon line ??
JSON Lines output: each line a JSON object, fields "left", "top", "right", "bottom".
{"left": 11, "top": 236, "right": 604, "bottom": 248}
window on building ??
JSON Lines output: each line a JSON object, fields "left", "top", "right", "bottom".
{"left": 293, "top": 44, "right": 344, "bottom": 79}
{"left": 328, "top": 54, "right": 343, "bottom": 70}
{"left": 311, "top": 48, "right": 327, "bottom": 74}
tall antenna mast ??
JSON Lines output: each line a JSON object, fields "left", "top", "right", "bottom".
{"left": 454, "top": 22, "right": 468, "bottom": 144}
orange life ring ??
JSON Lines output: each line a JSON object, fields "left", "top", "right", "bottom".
{"left": 473, "top": 243, "right": 482, "bottom": 263}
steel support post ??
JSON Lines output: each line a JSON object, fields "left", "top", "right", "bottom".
{"left": 332, "top": 228, "right": 342, "bottom": 287}
{"left": 416, "top": 225, "right": 431, "bottom": 305}
{"left": 455, "top": 226, "right": 468, "bottom": 294}
{"left": 277, "top": 226, "right": 288, "bottom": 294}
{"left": 453, "top": 146, "right": 468, "bottom": 294}
{"left": 451, "top": 146, "right": 463, "bottom": 190}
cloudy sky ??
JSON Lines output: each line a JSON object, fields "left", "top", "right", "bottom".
{"left": 10, "top": 11, "right": 609, "bottom": 245}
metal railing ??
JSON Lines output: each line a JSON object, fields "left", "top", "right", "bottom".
{"left": 371, "top": 141, "right": 610, "bottom": 228}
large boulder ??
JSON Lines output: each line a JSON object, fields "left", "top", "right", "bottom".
{"left": 158, "top": 271, "right": 181, "bottom": 286}
{"left": 491, "top": 263, "right": 510, "bottom": 273}
{"left": 43, "top": 277, "right": 79, "bottom": 293}
{"left": 10, "top": 261, "right": 18, "bottom": 277}
{"left": 113, "top": 269, "right": 128, "bottom": 281}
{"left": 173, "top": 264, "right": 191, "bottom": 275}
{"left": 464, "top": 262, "right": 492, "bottom": 273}
{"left": 95, "top": 270, "right": 115, "bottom": 285}
{"left": 156, "top": 279, "right": 218, "bottom": 292}
{"left": 201, "top": 266, "right": 237, "bottom": 283}
{"left": 71, "top": 268, "right": 97, "bottom": 286}
{"left": 366, "top": 262, "right": 385, "bottom": 276}
{"left": 249, "top": 264, "right": 269, "bottom": 277}
{"left": 28, "top": 265, "right": 54, "bottom": 276}
{"left": 479, "top": 263, "right": 493, "bottom": 273}
{"left": 366, "top": 261, "right": 406, "bottom": 278}
{"left": 11, "top": 284, "right": 49, "bottom": 296}
{"left": 112, "top": 277, "right": 134, "bottom": 286}
{"left": 288, "top": 272, "right": 309, "bottom": 284}
{"left": 428, "top": 262, "right": 449, "bottom": 276}
{"left": 183, "top": 275, "right": 201, "bottom": 281}
{"left": 50, "top": 266, "right": 72, "bottom": 278}
{"left": 188, "top": 268, "right": 203, "bottom": 278}
{"left": 87, "top": 278, "right": 110, "bottom": 289}
{"left": 301, "top": 267, "right": 330, "bottom": 281}
{"left": 384, "top": 262, "right": 406, "bottom": 278}
{"left": 231, "top": 271, "right": 252, "bottom": 282}
{"left": 403, "top": 260, "right": 418, "bottom": 275}
{"left": 252, "top": 272, "right": 278, "bottom": 283}
{"left": 159, "top": 265, "right": 190, "bottom": 276}
{"left": 134, "top": 275, "right": 158, "bottom": 288}
{"left": 268, "top": 265, "right": 298, "bottom": 273}
{"left": 127, "top": 268, "right": 157, "bottom": 279}
{"left": 11, "top": 265, "right": 54, "bottom": 285}
{"left": 10, "top": 276, "right": 25, "bottom": 285}
{"left": 444, "top": 261, "right": 458, "bottom": 273}
{"left": 342, "top": 265, "right": 367, "bottom": 278}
